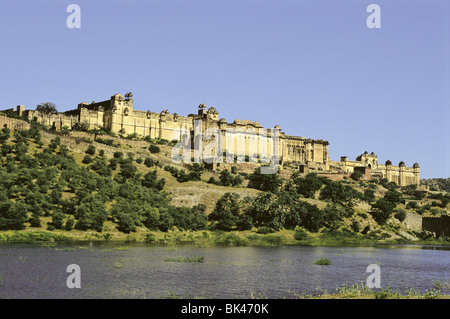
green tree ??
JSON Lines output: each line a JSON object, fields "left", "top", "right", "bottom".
{"left": 58, "top": 144, "right": 70, "bottom": 157}
{"left": 383, "top": 189, "right": 403, "bottom": 205}
{"left": 219, "top": 169, "right": 234, "bottom": 186}
{"left": 118, "top": 160, "right": 137, "bottom": 180}
{"left": 320, "top": 203, "right": 348, "bottom": 231}
{"left": 320, "top": 181, "right": 361, "bottom": 208}
{"left": 90, "top": 157, "right": 112, "bottom": 177}
{"left": 109, "top": 157, "right": 119, "bottom": 170}
{"left": 0, "top": 127, "right": 10, "bottom": 142}
{"left": 244, "top": 192, "right": 278, "bottom": 229}
{"left": 209, "top": 192, "right": 242, "bottom": 230}
{"left": 171, "top": 208, "right": 203, "bottom": 232}
{"left": 85, "top": 144, "right": 96, "bottom": 155}
{"left": 158, "top": 211, "right": 174, "bottom": 232}
{"left": 75, "top": 195, "right": 108, "bottom": 232}
{"left": 394, "top": 208, "right": 406, "bottom": 222}
{"left": 290, "top": 200, "right": 323, "bottom": 232}
{"left": 144, "top": 157, "right": 155, "bottom": 167}
{"left": 111, "top": 198, "right": 141, "bottom": 233}
{"left": 50, "top": 209, "right": 66, "bottom": 229}
{"left": 141, "top": 206, "right": 160, "bottom": 230}
{"left": 370, "top": 198, "right": 396, "bottom": 225}
{"left": 0, "top": 200, "right": 28, "bottom": 230}
{"left": 186, "top": 163, "right": 204, "bottom": 181}
{"left": 36, "top": 102, "right": 58, "bottom": 114}
{"left": 291, "top": 173, "right": 325, "bottom": 198}
{"left": 247, "top": 167, "right": 282, "bottom": 193}
{"left": 294, "top": 226, "right": 309, "bottom": 240}
{"left": 64, "top": 216, "right": 75, "bottom": 231}
{"left": 141, "top": 171, "right": 165, "bottom": 191}
{"left": 1, "top": 143, "right": 12, "bottom": 157}
{"left": 362, "top": 188, "right": 376, "bottom": 203}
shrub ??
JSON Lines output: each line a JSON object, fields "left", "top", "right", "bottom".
{"left": 145, "top": 233, "right": 156, "bottom": 242}
{"left": 406, "top": 201, "right": 418, "bottom": 209}
{"left": 394, "top": 208, "right": 406, "bottom": 222}
{"left": 118, "top": 160, "right": 137, "bottom": 180}
{"left": 235, "top": 214, "right": 253, "bottom": 231}
{"left": 113, "top": 151, "right": 123, "bottom": 159}
{"left": 82, "top": 154, "right": 92, "bottom": 164}
{"left": 109, "top": 157, "right": 119, "bottom": 170}
{"left": 218, "top": 233, "right": 248, "bottom": 246}
{"left": 149, "top": 145, "right": 160, "bottom": 154}
{"left": 247, "top": 167, "right": 281, "bottom": 193}
{"left": 350, "top": 170, "right": 364, "bottom": 181}
{"left": 294, "top": 226, "right": 309, "bottom": 240}
{"left": 85, "top": 145, "right": 96, "bottom": 155}
{"left": 350, "top": 220, "right": 361, "bottom": 233}
{"left": 257, "top": 226, "right": 274, "bottom": 234}
{"left": 358, "top": 212, "right": 368, "bottom": 219}
{"left": 64, "top": 216, "right": 75, "bottom": 231}
{"left": 144, "top": 157, "right": 155, "bottom": 167}
{"left": 164, "top": 256, "right": 205, "bottom": 263}
{"left": 51, "top": 210, "right": 66, "bottom": 229}
{"left": 261, "top": 235, "right": 284, "bottom": 245}
{"left": 314, "top": 258, "right": 331, "bottom": 265}
{"left": 361, "top": 225, "right": 370, "bottom": 234}
{"left": 363, "top": 189, "right": 376, "bottom": 203}
{"left": 375, "top": 288, "right": 402, "bottom": 299}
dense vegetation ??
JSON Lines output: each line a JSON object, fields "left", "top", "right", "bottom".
{"left": 0, "top": 122, "right": 448, "bottom": 243}
{"left": 421, "top": 178, "right": 450, "bottom": 192}
{"left": 0, "top": 124, "right": 206, "bottom": 234}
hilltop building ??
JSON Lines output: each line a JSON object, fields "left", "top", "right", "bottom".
{"left": 1, "top": 92, "right": 419, "bottom": 186}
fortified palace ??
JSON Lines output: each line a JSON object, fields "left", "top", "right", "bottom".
{"left": 2, "top": 92, "right": 419, "bottom": 186}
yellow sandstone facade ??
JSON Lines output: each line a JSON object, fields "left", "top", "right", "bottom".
{"left": 329, "top": 152, "right": 420, "bottom": 186}
{"left": 3, "top": 92, "right": 419, "bottom": 186}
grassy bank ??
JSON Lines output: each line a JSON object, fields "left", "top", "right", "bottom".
{"left": 162, "top": 283, "right": 450, "bottom": 299}
{"left": 1, "top": 227, "right": 448, "bottom": 248}
{"left": 309, "top": 284, "right": 450, "bottom": 299}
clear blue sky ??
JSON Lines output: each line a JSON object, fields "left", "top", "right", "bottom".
{"left": 0, "top": 0, "right": 448, "bottom": 179}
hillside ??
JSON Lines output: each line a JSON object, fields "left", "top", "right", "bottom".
{"left": 0, "top": 119, "right": 449, "bottom": 245}
{"left": 421, "top": 178, "right": 450, "bottom": 192}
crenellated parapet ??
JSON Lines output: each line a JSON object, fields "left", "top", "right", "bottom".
{"left": 330, "top": 151, "right": 420, "bottom": 186}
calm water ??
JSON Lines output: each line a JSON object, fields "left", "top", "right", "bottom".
{"left": 0, "top": 242, "right": 448, "bottom": 299}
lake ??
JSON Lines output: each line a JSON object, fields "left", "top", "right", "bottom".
{"left": 0, "top": 242, "right": 448, "bottom": 298}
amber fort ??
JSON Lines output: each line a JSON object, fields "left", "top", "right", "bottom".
{"left": 1, "top": 92, "right": 420, "bottom": 186}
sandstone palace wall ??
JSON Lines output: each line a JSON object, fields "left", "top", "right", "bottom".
{"left": 1, "top": 92, "right": 419, "bottom": 186}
